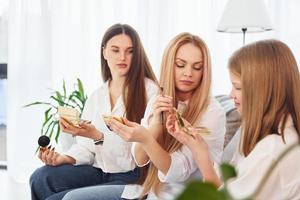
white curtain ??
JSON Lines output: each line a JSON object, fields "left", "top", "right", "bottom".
{"left": 7, "top": 0, "right": 300, "bottom": 185}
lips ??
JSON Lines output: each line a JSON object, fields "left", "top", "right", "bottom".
{"left": 180, "top": 80, "right": 194, "bottom": 85}
{"left": 117, "top": 63, "right": 127, "bottom": 68}
{"left": 234, "top": 102, "right": 240, "bottom": 107}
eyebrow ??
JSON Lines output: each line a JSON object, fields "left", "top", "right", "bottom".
{"left": 232, "top": 82, "right": 241, "bottom": 86}
{"left": 175, "top": 58, "right": 203, "bottom": 64}
{"left": 110, "top": 45, "right": 133, "bottom": 50}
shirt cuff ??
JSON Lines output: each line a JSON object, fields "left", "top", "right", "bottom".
{"left": 64, "top": 144, "right": 94, "bottom": 165}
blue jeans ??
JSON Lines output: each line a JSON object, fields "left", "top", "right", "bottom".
{"left": 62, "top": 185, "right": 125, "bottom": 200}
{"left": 30, "top": 164, "right": 139, "bottom": 200}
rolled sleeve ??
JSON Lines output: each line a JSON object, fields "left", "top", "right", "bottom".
{"left": 158, "top": 146, "right": 195, "bottom": 183}
{"left": 131, "top": 142, "right": 150, "bottom": 167}
{"left": 64, "top": 143, "right": 94, "bottom": 165}
{"left": 64, "top": 136, "right": 95, "bottom": 165}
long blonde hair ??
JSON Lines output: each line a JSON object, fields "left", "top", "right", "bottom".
{"left": 228, "top": 39, "right": 300, "bottom": 156}
{"left": 142, "top": 33, "right": 212, "bottom": 196}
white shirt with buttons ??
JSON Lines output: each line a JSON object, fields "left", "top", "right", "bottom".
{"left": 227, "top": 116, "right": 300, "bottom": 200}
{"left": 122, "top": 97, "right": 226, "bottom": 199}
{"left": 65, "top": 78, "right": 159, "bottom": 173}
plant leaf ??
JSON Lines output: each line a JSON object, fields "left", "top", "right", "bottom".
{"left": 44, "top": 107, "right": 52, "bottom": 121}
{"left": 69, "top": 91, "right": 85, "bottom": 107}
{"left": 23, "top": 102, "right": 52, "bottom": 107}
{"left": 50, "top": 96, "right": 71, "bottom": 107}
{"left": 41, "top": 113, "right": 54, "bottom": 132}
{"left": 220, "top": 163, "right": 237, "bottom": 183}
{"left": 63, "top": 79, "right": 66, "bottom": 97}
{"left": 49, "top": 121, "right": 57, "bottom": 139}
{"left": 55, "top": 123, "right": 61, "bottom": 143}
{"left": 44, "top": 120, "right": 55, "bottom": 136}
{"left": 176, "top": 181, "right": 221, "bottom": 200}
{"left": 77, "top": 78, "right": 84, "bottom": 98}
{"left": 72, "top": 91, "right": 83, "bottom": 100}
{"left": 218, "top": 187, "right": 237, "bottom": 200}
{"left": 55, "top": 91, "right": 64, "bottom": 102}
{"left": 70, "top": 98, "right": 83, "bottom": 111}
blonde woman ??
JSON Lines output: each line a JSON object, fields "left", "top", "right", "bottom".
{"left": 101, "top": 33, "right": 226, "bottom": 200}
{"left": 167, "top": 39, "right": 300, "bottom": 199}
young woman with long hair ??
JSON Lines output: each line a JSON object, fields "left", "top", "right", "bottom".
{"left": 29, "top": 23, "right": 158, "bottom": 200}
{"left": 107, "top": 32, "right": 226, "bottom": 200}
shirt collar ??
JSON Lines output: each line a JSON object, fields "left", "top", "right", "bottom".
{"left": 177, "top": 100, "right": 189, "bottom": 114}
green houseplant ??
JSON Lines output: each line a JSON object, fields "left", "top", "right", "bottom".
{"left": 24, "top": 78, "right": 87, "bottom": 146}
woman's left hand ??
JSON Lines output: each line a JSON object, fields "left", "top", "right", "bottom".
{"left": 108, "top": 118, "right": 150, "bottom": 143}
{"left": 60, "top": 118, "right": 103, "bottom": 140}
{"left": 166, "top": 114, "right": 209, "bottom": 155}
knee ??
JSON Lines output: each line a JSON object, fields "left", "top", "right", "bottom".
{"left": 62, "top": 190, "right": 82, "bottom": 200}
{"left": 30, "top": 166, "right": 46, "bottom": 186}
{"left": 62, "top": 185, "right": 124, "bottom": 200}
{"left": 30, "top": 165, "right": 58, "bottom": 188}
{"left": 30, "top": 166, "right": 48, "bottom": 182}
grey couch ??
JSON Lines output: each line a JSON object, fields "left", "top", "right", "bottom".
{"left": 215, "top": 95, "right": 241, "bottom": 162}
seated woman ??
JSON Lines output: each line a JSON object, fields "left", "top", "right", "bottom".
{"left": 29, "top": 23, "right": 158, "bottom": 200}
{"left": 105, "top": 32, "right": 226, "bottom": 200}
{"left": 167, "top": 39, "right": 300, "bottom": 199}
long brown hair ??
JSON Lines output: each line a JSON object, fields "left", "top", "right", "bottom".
{"left": 101, "top": 24, "right": 158, "bottom": 123}
{"left": 142, "top": 33, "right": 212, "bottom": 196}
{"left": 228, "top": 39, "right": 300, "bottom": 156}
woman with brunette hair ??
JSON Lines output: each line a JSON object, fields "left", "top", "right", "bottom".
{"left": 104, "top": 32, "right": 226, "bottom": 200}
{"left": 167, "top": 39, "right": 300, "bottom": 199}
{"left": 29, "top": 23, "right": 158, "bottom": 200}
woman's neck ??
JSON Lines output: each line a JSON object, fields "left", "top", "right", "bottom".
{"left": 176, "top": 90, "right": 192, "bottom": 102}
{"left": 110, "top": 76, "right": 126, "bottom": 89}
{"left": 108, "top": 76, "right": 126, "bottom": 110}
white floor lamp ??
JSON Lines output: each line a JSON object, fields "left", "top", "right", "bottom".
{"left": 217, "top": 0, "right": 273, "bottom": 45}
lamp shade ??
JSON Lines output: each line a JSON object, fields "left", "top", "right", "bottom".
{"left": 217, "top": 0, "right": 272, "bottom": 33}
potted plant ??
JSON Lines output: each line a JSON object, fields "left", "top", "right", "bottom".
{"left": 24, "top": 78, "right": 87, "bottom": 150}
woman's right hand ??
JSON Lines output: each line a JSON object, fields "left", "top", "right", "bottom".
{"left": 38, "top": 147, "right": 75, "bottom": 166}
{"left": 108, "top": 118, "right": 150, "bottom": 143}
{"left": 151, "top": 94, "right": 173, "bottom": 124}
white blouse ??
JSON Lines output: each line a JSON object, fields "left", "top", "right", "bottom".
{"left": 228, "top": 117, "right": 300, "bottom": 200}
{"left": 122, "top": 97, "right": 226, "bottom": 199}
{"left": 65, "top": 78, "right": 159, "bottom": 173}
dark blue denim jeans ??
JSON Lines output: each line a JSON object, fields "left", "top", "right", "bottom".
{"left": 29, "top": 164, "right": 139, "bottom": 200}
